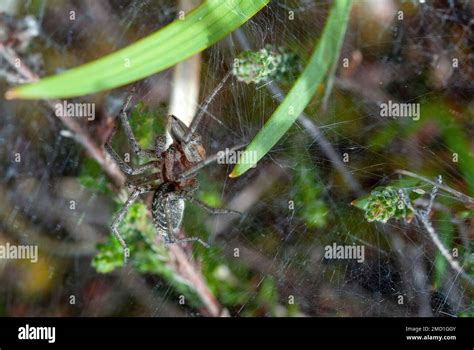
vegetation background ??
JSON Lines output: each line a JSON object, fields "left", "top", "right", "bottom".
{"left": 0, "top": 0, "right": 473, "bottom": 317}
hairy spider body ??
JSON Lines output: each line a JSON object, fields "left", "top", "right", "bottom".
{"left": 151, "top": 183, "right": 185, "bottom": 243}
{"left": 105, "top": 95, "right": 241, "bottom": 263}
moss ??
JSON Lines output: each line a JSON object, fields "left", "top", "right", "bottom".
{"left": 232, "top": 45, "right": 300, "bottom": 84}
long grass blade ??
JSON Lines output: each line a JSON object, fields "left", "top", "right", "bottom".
{"left": 230, "top": 0, "right": 352, "bottom": 177}
{"left": 6, "top": 0, "right": 268, "bottom": 99}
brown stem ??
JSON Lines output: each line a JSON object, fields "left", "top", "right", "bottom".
{"left": 166, "top": 241, "right": 224, "bottom": 316}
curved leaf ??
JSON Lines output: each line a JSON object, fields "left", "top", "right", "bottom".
{"left": 230, "top": 0, "right": 352, "bottom": 177}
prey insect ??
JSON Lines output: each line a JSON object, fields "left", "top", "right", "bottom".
{"left": 105, "top": 75, "right": 242, "bottom": 263}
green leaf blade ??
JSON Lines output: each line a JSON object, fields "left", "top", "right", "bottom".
{"left": 7, "top": 0, "right": 268, "bottom": 99}
{"left": 230, "top": 0, "right": 352, "bottom": 177}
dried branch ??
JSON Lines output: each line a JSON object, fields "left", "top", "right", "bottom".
{"left": 398, "top": 181, "right": 474, "bottom": 287}
{"left": 418, "top": 213, "right": 474, "bottom": 286}
{"left": 396, "top": 169, "right": 474, "bottom": 205}
{"left": 167, "top": 242, "right": 224, "bottom": 316}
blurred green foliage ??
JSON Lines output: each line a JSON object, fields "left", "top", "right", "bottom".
{"left": 128, "top": 102, "right": 165, "bottom": 149}
{"left": 78, "top": 157, "right": 112, "bottom": 195}
{"left": 369, "top": 100, "right": 474, "bottom": 195}
{"left": 459, "top": 301, "right": 474, "bottom": 317}
{"left": 292, "top": 166, "right": 328, "bottom": 228}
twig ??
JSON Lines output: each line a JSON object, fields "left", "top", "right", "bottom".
{"left": 233, "top": 29, "right": 364, "bottom": 196}
{"left": 398, "top": 183, "right": 474, "bottom": 286}
{"left": 413, "top": 198, "right": 471, "bottom": 249}
{"left": 167, "top": 242, "right": 224, "bottom": 316}
{"left": 417, "top": 215, "right": 474, "bottom": 286}
{"left": 396, "top": 169, "right": 474, "bottom": 205}
{"left": 0, "top": 43, "right": 126, "bottom": 186}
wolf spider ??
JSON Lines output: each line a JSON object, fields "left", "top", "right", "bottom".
{"left": 105, "top": 89, "right": 241, "bottom": 263}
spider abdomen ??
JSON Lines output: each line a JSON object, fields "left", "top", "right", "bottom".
{"left": 151, "top": 183, "right": 185, "bottom": 241}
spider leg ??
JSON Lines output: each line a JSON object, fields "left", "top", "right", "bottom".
{"left": 170, "top": 236, "right": 210, "bottom": 248}
{"left": 118, "top": 101, "right": 155, "bottom": 158}
{"left": 111, "top": 190, "right": 139, "bottom": 264}
{"left": 183, "top": 193, "right": 242, "bottom": 216}
{"left": 183, "top": 71, "right": 232, "bottom": 143}
{"left": 104, "top": 94, "right": 157, "bottom": 172}
{"left": 126, "top": 173, "right": 162, "bottom": 189}
{"left": 105, "top": 144, "right": 156, "bottom": 175}
{"left": 177, "top": 143, "right": 247, "bottom": 181}
{"left": 163, "top": 193, "right": 210, "bottom": 248}
{"left": 106, "top": 93, "right": 154, "bottom": 158}
{"left": 154, "top": 135, "right": 166, "bottom": 154}
{"left": 111, "top": 186, "right": 152, "bottom": 264}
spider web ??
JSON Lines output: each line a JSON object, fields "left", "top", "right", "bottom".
{"left": 0, "top": 0, "right": 472, "bottom": 317}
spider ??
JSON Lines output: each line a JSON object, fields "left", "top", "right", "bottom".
{"left": 105, "top": 83, "right": 242, "bottom": 263}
